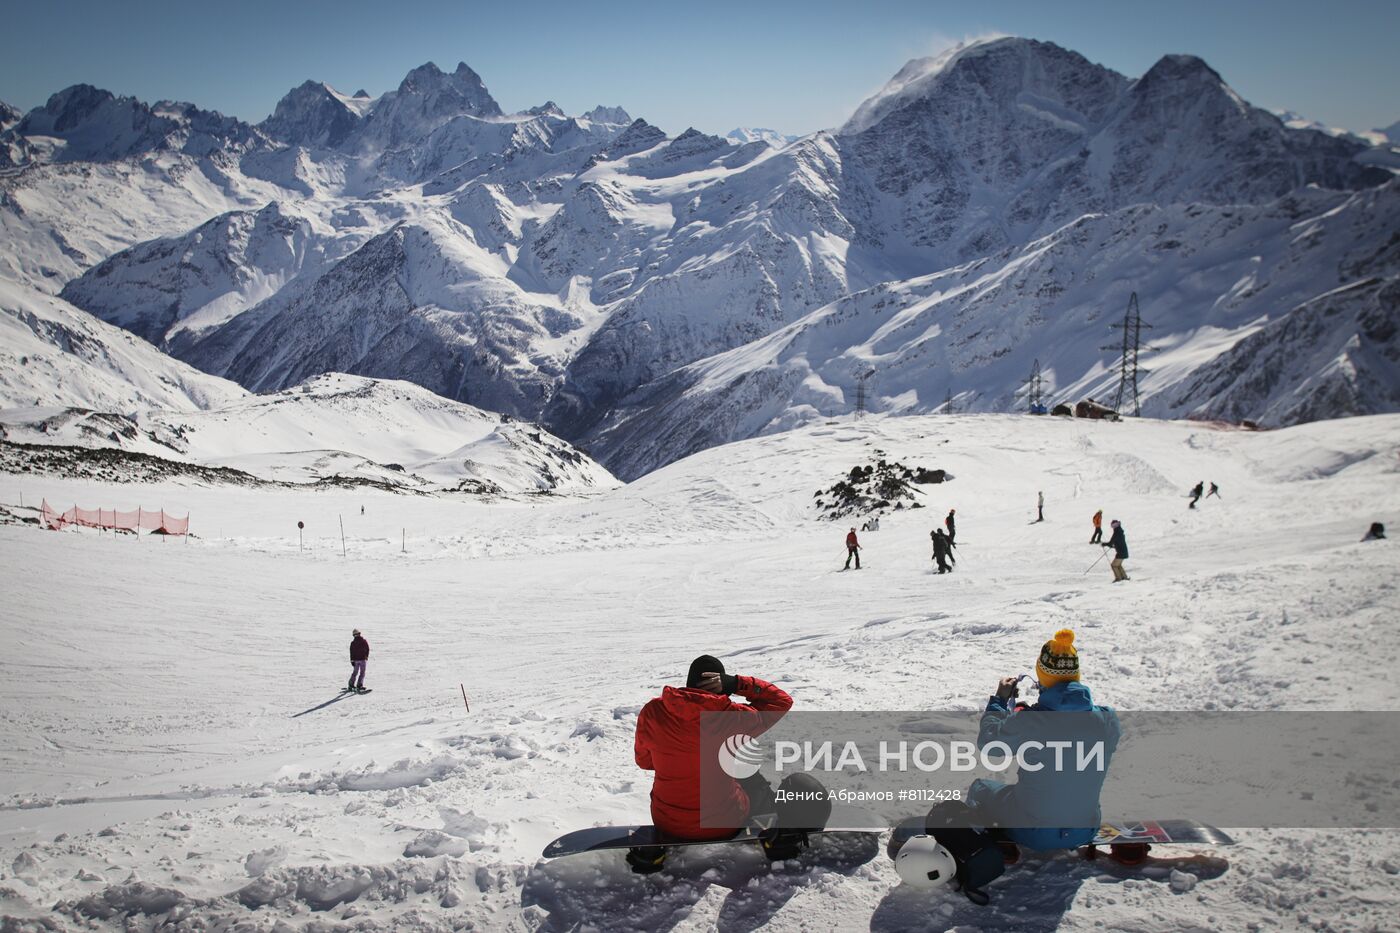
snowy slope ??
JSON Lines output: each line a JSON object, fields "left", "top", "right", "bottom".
{"left": 0, "top": 373, "right": 617, "bottom": 493}
{"left": 0, "top": 278, "right": 248, "bottom": 412}
{"left": 1, "top": 413, "right": 1398, "bottom": 930}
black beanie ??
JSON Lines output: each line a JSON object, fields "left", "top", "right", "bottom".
{"left": 687, "top": 654, "right": 725, "bottom": 688}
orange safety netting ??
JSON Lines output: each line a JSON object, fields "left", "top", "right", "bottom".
{"left": 42, "top": 499, "right": 190, "bottom": 535}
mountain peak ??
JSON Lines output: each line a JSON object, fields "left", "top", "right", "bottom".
{"left": 1137, "top": 53, "right": 1225, "bottom": 89}
{"left": 387, "top": 60, "right": 501, "bottom": 118}
{"left": 584, "top": 105, "right": 631, "bottom": 125}
{"left": 841, "top": 37, "right": 1117, "bottom": 135}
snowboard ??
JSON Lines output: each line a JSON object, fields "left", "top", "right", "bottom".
{"left": 543, "top": 807, "right": 880, "bottom": 859}
{"left": 1091, "top": 819, "right": 1233, "bottom": 847}
{"left": 889, "top": 816, "right": 1232, "bottom": 856}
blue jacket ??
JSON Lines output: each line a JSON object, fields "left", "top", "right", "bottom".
{"left": 1107, "top": 526, "right": 1128, "bottom": 559}
{"left": 974, "top": 681, "right": 1120, "bottom": 850}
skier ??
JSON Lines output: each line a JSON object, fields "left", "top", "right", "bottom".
{"left": 845, "top": 527, "right": 862, "bottom": 570}
{"left": 945, "top": 509, "right": 957, "bottom": 545}
{"left": 1036, "top": 491, "right": 1045, "bottom": 523}
{"left": 931, "top": 528, "right": 954, "bottom": 574}
{"left": 1090, "top": 509, "right": 1103, "bottom": 544}
{"left": 1207, "top": 482, "right": 1220, "bottom": 499}
{"left": 360, "top": 504, "right": 365, "bottom": 516}
{"left": 965, "top": 629, "right": 1123, "bottom": 860}
{"left": 1362, "top": 522, "right": 1386, "bottom": 541}
{"left": 1188, "top": 481, "right": 1204, "bottom": 509}
{"left": 1103, "top": 519, "right": 1129, "bottom": 581}
{"left": 348, "top": 628, "right": 369, "bottom": 693}
{"left": 630, "top": 655, "right": 818, "bottom": 871}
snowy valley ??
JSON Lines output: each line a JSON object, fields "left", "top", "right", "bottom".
{"left": 3, "top": 413, "right": 1399, "bottom": 930}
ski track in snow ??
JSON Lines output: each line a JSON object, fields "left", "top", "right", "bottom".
{"left": 2, "top": 413, "right": 1399, "bottom": 931}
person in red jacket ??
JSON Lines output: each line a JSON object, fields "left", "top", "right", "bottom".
{"left": 629, "top": 654, "right": 794, "bottom": 872}
{"left": 844, "top": 527, "right": 862, "bottom": 569}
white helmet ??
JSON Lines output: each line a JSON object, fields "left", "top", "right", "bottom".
{"left": 894, "top": 834, "right": 957, "bottom": 888}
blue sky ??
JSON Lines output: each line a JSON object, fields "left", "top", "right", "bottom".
{"left": 3, "top": 0, "right": 1396, "bottom": 136}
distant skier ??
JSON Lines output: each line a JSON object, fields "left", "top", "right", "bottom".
{"left": 1188, "top": 481, "right": 1204, "bottom": 509}
{"left": 1090, "top": 509, "right": 1103, "bottom": 544}
{"left": 945, "top": 509, "right": 957, "bottom": 545}
{"left": 1206, "top": 482, "right": 1220, "bottom": 499}
{"left": 964, "top": 629, "right": 1122, "bottom": 859}
{"left": 348, "top": 628, "right": 369, "bottom": 693}
{"left": 360, "top": 504, "right": 365, "bottom": 516}
{"left": 1036, "top": 491, "right": 1045, "bottom": 523}
{"left": 845, "top": 527, "right": 862, "bottom": 570}
{"left": 931, "top": 528, "right": 955, "bottom": 574}
{"left": 1103, "top": 520, "right": 1129, "bottom": 582}
{"left": 630, "top": 655, "right": 818, "bottom": 872}
{"left": 1362, "top": 522, "right": 1386, "bottom": 541}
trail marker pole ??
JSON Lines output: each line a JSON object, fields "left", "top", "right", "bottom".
{"left": 339, "top": 515, "right": 347, "bottom": 557}
{"left": 402, "top": 528, "right": 406, "bottom": 553}
{"left": 460, "top": 683, "right": 470, "bottom": 712}
{"left": 297, "top": 520, "right": 304, "bottom": 551}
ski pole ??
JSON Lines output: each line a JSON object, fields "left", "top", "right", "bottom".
{"left": 1083, "top": 549, "right": 1107, "bottom": 575}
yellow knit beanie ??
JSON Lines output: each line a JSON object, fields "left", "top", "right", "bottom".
{"left": 1036, "top": 629, "right": 1081, "bottom": 687}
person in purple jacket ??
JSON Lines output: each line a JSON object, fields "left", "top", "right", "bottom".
{"left": 348, "top": 629, "right": 369, "bottom": 693}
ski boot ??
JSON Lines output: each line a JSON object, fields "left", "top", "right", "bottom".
{"left": 625, "top": 845, "right": 668, "bottom": 875}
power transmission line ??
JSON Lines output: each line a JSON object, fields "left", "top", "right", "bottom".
{"left": 1100, "top": 292, "right": 1153, "bottom": 417}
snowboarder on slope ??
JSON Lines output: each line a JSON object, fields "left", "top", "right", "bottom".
{"left": 1090, "top": 509, "right": 1103, "bottom": 544}
{"left": 630, "top": 655, "right": 807, "bottom": 871}
{"left": 1037, "top": 491, "right": 1045, "bottom": 523}
{"left": 1188, "top": 481, "right": 1204, "bottom": 509}
{"left": 966, "top": 629, "right": 1122, "bottom": 859}
{"left": 1362, "top": 522, "right": 1386, "bottom": 541}
{"left": 1207, "top": 482, "right": 1220, "bottom": 499}
{"left": 945, "top": 509, "right": 957, "bottom": 545}
{"left": 348, "top": 629, "right": 369, "bottom": 693}
{"left": 845, "top": 528, "right": 862, "bottom": 570}
{"left": 1103, "top": 520, "right": 1129, "bottom": 581}
{"left": 931, "top": 528, "right": 954, "bottom": 574}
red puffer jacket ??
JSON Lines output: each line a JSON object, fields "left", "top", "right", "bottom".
{"left": 635, "top": 676, "right": 792, "bottom": 839}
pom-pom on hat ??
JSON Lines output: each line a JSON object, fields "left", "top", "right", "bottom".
{"left": 1035, "top": 629, "right": 1080, "bottom": 687}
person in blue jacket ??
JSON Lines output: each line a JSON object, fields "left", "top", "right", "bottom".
{"left": 965, "top": 629, "right": 1121, "bottom": 857}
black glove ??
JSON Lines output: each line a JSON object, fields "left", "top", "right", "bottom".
{"left": 720, "top": 674, "right": 739, "bottom": 695}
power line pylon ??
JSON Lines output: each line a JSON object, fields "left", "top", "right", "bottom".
{"left": 1023, "top": 358, "right": 1046, "bottom": 414}
{"left": 1100, "top": 292, "right": 1152, "bottom": 417}
{"left": 855, "top": 368, "right": 875, "bottom": 418}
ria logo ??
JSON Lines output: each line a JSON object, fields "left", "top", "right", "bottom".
{"left": 717, "top": 733, "right": 765, "bottom": 779}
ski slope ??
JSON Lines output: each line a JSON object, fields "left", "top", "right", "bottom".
{"left": 1, "top": 413, "right": 1398, "bottom": 931}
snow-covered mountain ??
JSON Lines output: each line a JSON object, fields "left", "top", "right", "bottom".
{"left": 0, "top": 278, "right": 248, "bottom": 413}
{"left": 4, "top": 37, "right": 1397, "bottom": 480}
{"left": 725, "top": 127, "right": 799, "bottom": 148}
{"left": 1, "top": 372, "right": 616, "bottom": 493}
{"left": 584, "top": 181, "right": 1400, "bottom": 478}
